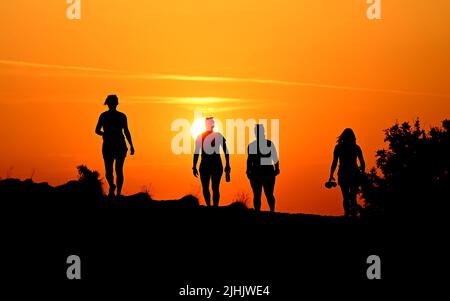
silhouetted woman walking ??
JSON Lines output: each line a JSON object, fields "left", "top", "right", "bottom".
{"left": 329, "top": 128, "right": 365, "bottom": 218}
{"left": 247, "top": 124, "right": 280, "bottom": 213}
{"left": 193, "top": 117, "right": 231, "bottom": 207}
{"left": 96, "top": 95, "right": 135, "bottom": 198}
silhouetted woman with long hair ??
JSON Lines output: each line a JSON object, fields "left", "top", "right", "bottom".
{"left": 96, "top": 95, "right": 135, "bottom": 198}
{"left": 329, "top": 128, "right": 365, "bottom": 218}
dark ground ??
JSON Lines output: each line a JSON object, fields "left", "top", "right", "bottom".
{"left": 1, "top": 178, "right": 385, "bottom": 297}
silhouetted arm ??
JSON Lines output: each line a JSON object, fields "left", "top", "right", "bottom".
{"left": 222, "top": 136, "right": 231, "bottom": 172}
{"left": 272, "top": 142, "right": 280, "bottom": 176}
{"left": 247, "top": 142, "right": 258, "bottom": 179}
{"left": 192, "top": 136, "right": 201, "bottom": 177}
{"left": 246, "top": 145, "right": 252, "bottom": 177}
{"left": 123, "top": 115, "right": 135, "bottom": 155}
{"left": 357, "top": 146, "right": 366, "bottom": 174}
{"left": 95, "top": 115, "right": 104, "bottom": 136}
{"left": 329, "top": 145, "right": 339, "bottom": 181}
{"left": 193, "top": 154, "right": 199, "bottom": 168}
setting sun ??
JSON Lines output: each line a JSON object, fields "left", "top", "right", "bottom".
{"left": 191, "top": 118, "right": 219, "bottom": 139}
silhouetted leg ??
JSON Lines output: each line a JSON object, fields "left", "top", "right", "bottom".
{"left": 115, "top": 156, "right": 125, "bottom": 197}
{"left": 200, "top": 172, "right": 211, "bottom": 206}
{"left": 211, "top": 170, "right": 222, "bottom": 207}
{"left": 349, "top": 183, "right": 358, "bottom": 218}
{"left": 340, "top": 183, "right": 350, "bottom": 217}
{"left": 250, "top": 178, "right": 262, "bottom": 211}
{"left": 263, "top": 175, "right": 276, "bottom": 213}
{"left": 104, "top": 157, "right": 115, "bottom": 197}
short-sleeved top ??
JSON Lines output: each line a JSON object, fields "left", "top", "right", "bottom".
{"left": 247, "top": 139, "right": 279, "bottom": 174}
{"left": 99, "top": 110, "right": 127, "bottom": 151}
{"left": 194, "top": 131, "right": 226, "bottom": 165}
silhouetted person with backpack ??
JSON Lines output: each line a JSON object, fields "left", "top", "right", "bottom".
{"left": 247, "top": 124, "right": 280, "bottom": 212}
{"left": 193, "top": 117, "right": 231, "bottom": 207}
{"left": 95, "top": 95, "right": 135, "bottom": 198}
{"left": 329, "top": 128, "right": 365, "bottom": 218}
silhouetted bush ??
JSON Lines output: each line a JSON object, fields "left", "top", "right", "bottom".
{"left": 231, "top": 192, "right": 250, "bottom": 209}
{"left": 54, "top": 165, "right": 103, "bottom": 206}
{"left": 361, "top": 119, "right": 450, "bottom": 217}
{"left": 140, "top": 183, "right": 153, "bottom": 200}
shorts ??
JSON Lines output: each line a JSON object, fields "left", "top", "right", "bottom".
{"left": 102, "top": 142, "right": 127, "bottom": 160}
{"left": 338, "top": 168, "right": 361, "bottom": 187}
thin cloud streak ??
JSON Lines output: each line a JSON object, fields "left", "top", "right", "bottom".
{"left": 126, "top": 96, "right": 254, "bottom": 113}
{"left": 0, "top": 59, "right": 119, "bottom": 73}
{"left": 180, "top": 105, "right": 252, "bottom": 113}
{"left": 1, "top": 59, "right": 449, "bottom": 99}
{"left": 144, "top": 74, "right": 450, "bottom": 99}
{"left": 127, "top": 96, "right": 248, "bottom": 105}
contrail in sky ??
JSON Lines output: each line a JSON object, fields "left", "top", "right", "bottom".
{"left": 1, "top": 59, "right": 449, "bottom": 99}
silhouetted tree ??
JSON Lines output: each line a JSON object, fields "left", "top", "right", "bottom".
{"left": 361, "top": 119, "right": 450, "bottom": 218}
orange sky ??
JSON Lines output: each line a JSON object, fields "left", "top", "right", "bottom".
{"left": 1, "top": 1, "right": 449, "bottom": 215}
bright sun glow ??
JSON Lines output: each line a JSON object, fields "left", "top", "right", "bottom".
{"left": 191, "top": 118, "right": 218, "bottom": 139}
